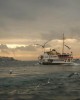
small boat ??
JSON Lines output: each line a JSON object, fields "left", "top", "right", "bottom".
{"left": 38, "top": 34, "right": 74, "bottom": 65}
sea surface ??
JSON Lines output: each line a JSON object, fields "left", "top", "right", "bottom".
{"left": 0, "top": 60, "right": 80, "bottom": 100}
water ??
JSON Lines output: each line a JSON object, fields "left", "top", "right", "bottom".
{"left": 0, "top": 61, "right": 80, "bottom": 100}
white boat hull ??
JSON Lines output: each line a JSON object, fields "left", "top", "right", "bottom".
{"left": 40, "top": 61, "right": 73, "bottom": 65}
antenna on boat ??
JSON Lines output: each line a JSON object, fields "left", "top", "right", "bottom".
{"left": 62, "top": 33, "right": 65, "bottom": 54}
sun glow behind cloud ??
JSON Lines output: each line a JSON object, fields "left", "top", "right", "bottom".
{"left": 0, "top": 37, "right": 80, "bottom": 60}
{"left": 7, "top": 44, "right": 26, "bottom": 48}
{"left": 65, "top": 39, "right": 77, "bottom": 43}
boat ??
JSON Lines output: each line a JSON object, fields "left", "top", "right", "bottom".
{"left": 38, "top": 34, "right": 74, "bottom": 65}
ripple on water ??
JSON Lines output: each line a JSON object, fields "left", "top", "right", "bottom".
{"left": 0, "top": 63, "right": 80, "bottom": 99}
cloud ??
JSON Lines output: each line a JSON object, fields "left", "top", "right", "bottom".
{"left": 0, "top": 0, "right": 80, "bottom": 60}
{"left": 0, "top": 44, "right": 37, "bottom": 52}
{"left": 0, "top": 44, "right": 10, "bottom": 55}
{"left": 0, "top": 44, "right": 8, "bottom": 49}
{"left": 0, "top": 49, "right": 10, "bottom": 54}
{"left": 0, "top": 44, "right": 38, "bottom": 59}
{"left": 0, "top": 0, "right": 80, "bottom": 40}
{"left": 15, "top": 45, "right": 37, "bottom": 51}
{"left": 0, "top": 0, "right": 37, "bottom": 21}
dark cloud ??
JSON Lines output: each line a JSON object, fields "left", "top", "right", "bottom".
{"left": 0, "top": 44, "right": 8, "bottom": 49}
{"left": 70, "top": 27, "right": 80, "bottom": 37}
{"left": 0, "top": 0, "right": 80, "bottom": 22}
{"left": 0, "top": 0, "right": 80, "bottom": 41}
{"left": 0, "top": 44, "right": 9, "bottom": 54}
{"left": 40, "top": 31, "right": 62, "bottom": 40}
{"left": 0, "top": 44, "right": 37, "bottom": 53}
{"left": 15, "top": 45, "right": 37, "bottom": 51}
{"left": 0, "top": 0, "right": 38, "bottom": 21}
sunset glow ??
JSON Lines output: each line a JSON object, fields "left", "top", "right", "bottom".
{"left": 7, "top": 44, "right": 26, "bottom": 48}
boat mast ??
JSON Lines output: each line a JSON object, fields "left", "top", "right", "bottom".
{"left": 62, "top": 33, "right": 64, "bottom": 54}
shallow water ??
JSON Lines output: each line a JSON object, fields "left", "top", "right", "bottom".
{"left": 0, "top": 61, "right": 80, "bottom": 100}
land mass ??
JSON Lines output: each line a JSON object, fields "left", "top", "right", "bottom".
{"left": 0, "top": 56, "right": 37, "bottom": 67}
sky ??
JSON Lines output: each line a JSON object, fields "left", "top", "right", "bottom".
{"left": 0, "top": 0, "right": 80, "bottom": 60}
